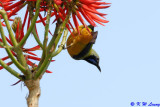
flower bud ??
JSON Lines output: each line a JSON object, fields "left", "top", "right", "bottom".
{"left": 12, "top": 17, "right": 22, "bottom": 33}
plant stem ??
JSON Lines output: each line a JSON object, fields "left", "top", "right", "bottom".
{"left": 0, "top": 10, "right": 30, "bottom": 78}
{"left": 36, "top": 17, "right": 62, "bottom": 70}
{"left": 0, "top": 18, "right": 26, "bottom": 73}
{"left": 18, "top": 0, "right": 41, "bottom": 47}
{"left": 43, "top": 1, "right": 52, "bottom": 57}
{"left": 0, "top": 59, "right": 24, "bottom": 80}
{"left": 0, "top": 42, "right": 13, "bottom": 49}
{"left": 32, "top": 27, "right": 43, "bottom": 49}
{"left": 14, "top": 47, "right": 31, "bottom": 79}
{"left": 0, "top": 42, "right": 4, "bottom": 47}
{"left": 52, "top": 28, "right": 68, "bottom": 57}
{"left": 0, "top": 10, "right": 18, "bottom": 46}
{"left": 25, "top": 79, "right": 41, "bottom": 107}
{"left": 34, "top": 9, "right": 72, "bottom": 79}
{"left": 35, "top": 2, "right": 53, "bottom": 71}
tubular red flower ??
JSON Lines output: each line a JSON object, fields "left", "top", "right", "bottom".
{"left": 75, "top": 0, "right": 110, "bottom": 27}
{"left": 1, "top": 56, "right": 9, "bottom": 61}
{"left": 54, "top": 0, "right": 62, "bottom": 5}
{"left": 22, "top": 9, "right": 28, "bottom": 30}
{"left": 1, "top": 22, "right": 6, "bottom": 26}
{"left": 72, "top": 13, "right": 80, "bottom": 34}
{"left": 0, "top": 0, "right": 110, "bottom": 34}
{"left": 4, "top": 1, "right": 23, "bottom": 11}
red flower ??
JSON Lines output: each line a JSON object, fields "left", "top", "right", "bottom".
{"left": 70, "top": 0, "right": 110, "bottom": 32}
{"left": 0, "top": 0, "right": 60, "bottom": 35}
{"left": 0, "top": 0, "right": 110, "bottom": 34}
{"left": 37, "top": 0, "right": 111, "bottom": 33}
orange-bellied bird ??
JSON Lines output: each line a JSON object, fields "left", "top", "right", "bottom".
{"left": 66, "top": 25, "right": 101, "bottom": 71}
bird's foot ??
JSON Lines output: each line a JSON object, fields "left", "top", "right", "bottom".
{"left": 58, "top": 44, "right": 66, "bottom": 49}
{"left": 58, "top": 42, "right": 74, "bottom": 49}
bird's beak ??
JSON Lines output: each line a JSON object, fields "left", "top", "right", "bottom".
{"left": 96, "top": 64, "right": 101, "bottom": 72}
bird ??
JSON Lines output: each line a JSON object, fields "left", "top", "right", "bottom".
{"left": 66, "top": 25, "right": 101, "bottom": 71}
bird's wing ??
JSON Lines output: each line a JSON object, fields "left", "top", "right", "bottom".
{"left": 90, "top": 31, "right": 98, "bottom": 44}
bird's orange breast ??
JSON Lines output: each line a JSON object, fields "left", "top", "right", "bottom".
{"left": 67, "top": 26, "right": 93, "bottom": 57}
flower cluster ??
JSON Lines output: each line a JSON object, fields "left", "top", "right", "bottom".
{"left": 0, "top": 0, "right": 110, "bottom": 31}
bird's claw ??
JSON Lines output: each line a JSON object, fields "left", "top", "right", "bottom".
{"left": 58, "top": 44, "right": 66, "bottom": 49}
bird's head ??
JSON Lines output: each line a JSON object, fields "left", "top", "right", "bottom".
{"left": 84, "top": 49, "right": 101, "bottom": 72}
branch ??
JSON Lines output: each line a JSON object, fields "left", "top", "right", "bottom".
{"left": 0, "top": 41, "right": 4, "bottom": 47}
{"left": 0, "top": 11, "right": 30, "bottom": 77}
{"left": 0, "top": 59, "right": 24, "bottom": 80}
{"left": 32, "top": 27, "right": 43, "bottom": 49}
{"left": 0, "top": 10, "right": 18, "bottom": 46}
{"left": 34, "top": 9, "right": 72, "bottom": 79}
{"left": 52, "top": 28, "right": 68, "bottom": 57}
{"left": 18, "top": 0, "right": 41, "bottom": 47}
{"left": 0, "top": 18, "right": 26, "bottom": 74}
{"left": 0, "top": 8, "right": 30, "bottom": 78}
{"left": 35, "top": 19, "right": 62, "bottom": 71}
{"left": 46, "top": 19, "right": 63, "bottom": 53}
{"left": 43, "top": 1, "right": 52, "bottom": 57}
{"left": 0, "top": 41, "right": 13, "bottom": 49}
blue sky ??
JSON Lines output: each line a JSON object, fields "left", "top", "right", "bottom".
{"left": 1, "top": 0, "right": 160, "bottom": 107}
